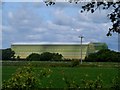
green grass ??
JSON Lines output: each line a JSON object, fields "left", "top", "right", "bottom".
{"left": 2, "top": 66, "right": 20, "bottom": 81}
{"left": 37, "top": 67, "right": 118, "bottom": 88}
{"left": 2, "top": 61, "right": 119, "bottom": 88}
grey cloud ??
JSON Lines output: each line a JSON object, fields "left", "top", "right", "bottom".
{"left": 46, "top": 21, "right": 71, "bottom": 32}
{"left": 53, "top": 10, "right": 74, "bottom": 26}
{"left": 6, "top": 8, "right": 43, "bottom": 31}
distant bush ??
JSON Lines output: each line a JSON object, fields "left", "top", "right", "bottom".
{"left": 85, "top": 49, "right": 120, "bottom": 62}
{"left": 52, "top": 53, "right": 63, "bottom": 61}
{"left": 39, "top": 52, "right": 54, "bottom": 61}
{"left": 26, "top": 53, "right": 40, "bottom": 61}
{"left": 71, "top": 59, "right": 80, "bottom": 67}
{"left": 26, "top": 52, "right": 63, "bottom": 61}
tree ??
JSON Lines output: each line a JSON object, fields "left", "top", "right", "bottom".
{"left": 26, "top": 53, "right": 40, "bottom": 61}
{"left": 44, "top": 0, "right": 120, "bottom": 36}
{"left": 52, "top": 53, "right": 63, "bottom": 61}
{"left": 39, "top": 52, "right": 63, "bottom": 61}
{"left": 39, "top": 52, "right": 53, "bottom": 61}
{"left": 26, "top": 52, "right": 63, "bottom": 61}
{"left": 2, "top": 48, "right": 15, "bottom": 60}
{"left": 85, "top": 49, "right": 120, "bottom": 62}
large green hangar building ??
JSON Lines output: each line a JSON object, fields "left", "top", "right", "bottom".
{"left": 11, "top": 42, "right": 108, "bottom": 60}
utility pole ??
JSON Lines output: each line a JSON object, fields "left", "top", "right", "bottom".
{"left": 79, "top": 36, "right": 84, "bottom": 64}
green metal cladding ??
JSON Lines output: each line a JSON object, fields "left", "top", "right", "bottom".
{"left": 11, "top": 42, "right": 108, "bottom": 60}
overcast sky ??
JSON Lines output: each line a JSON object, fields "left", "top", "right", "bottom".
{"left": 1, "top": 2, "right": 119, "bottom": 51}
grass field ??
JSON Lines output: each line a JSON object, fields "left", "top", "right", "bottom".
{"left": 2, "top": 61, "right": 119, "bottom": 88}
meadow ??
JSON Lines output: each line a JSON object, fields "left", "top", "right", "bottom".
{"left": 2, "top": 61, "right": 119, "bottom": 88}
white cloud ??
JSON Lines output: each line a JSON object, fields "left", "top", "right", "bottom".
{"left": 26, "top": 34, "right": 42, "bottom": 40}
{"left": 33, "top": 27, "right": 47, "bottom": 33}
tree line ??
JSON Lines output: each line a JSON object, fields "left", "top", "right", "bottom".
{"left": 1, "top": 48, "right": 15, "bottom": 60}
{"left": 1, "top": 48, "right": 120, "bottom": 62}
{"left": 26, "top": 52, "right": 63, "bottom": 61}
{"left": 85, "top": 49, "right": 120, "bottom": 62}
{"left": 1, "top": 48, "right": 63, "bottom": 61}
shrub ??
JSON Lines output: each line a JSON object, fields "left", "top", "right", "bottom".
{"left": 39, "top": 52, "right": 53, "bottom": 61}
{"left": 26, "top": 53, "right": 40, "bottom": 61}
{"left": 85, "top": 49, "right": 120, "bottom": 62}
{"left": 16, "top": 56, "right": 20, "bottom": 60}
{"left": 2, "top": 63, "right": 53, "bottom": 89}
{"left": 111, "top": 75, "right": 120, "bottom": 90}
{"left": 111, "top": 66, "right": 120, "bottom": 90}
{"left": 52, "top": 53, "right": 63, "bottom": 61}
{"left": 71, "top": 60, "right": 80, "bottom": 67}
{"left": 40, "top": 52, "right": 63, "bottom": 61}
{"left": 26, "top": 52, "right": 63, "bottom": 61}
{"left": 2, "top": 64, "right": 39, "bottom": 89}
{"left": 63, "top": 74, "right": 103, "bottom": 89}
{"left": 82, "top": 75, "right": 103, "bottom": 89}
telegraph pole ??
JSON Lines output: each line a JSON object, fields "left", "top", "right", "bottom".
{"left": 79, "top": 36, "right": 84, "bottom": 64}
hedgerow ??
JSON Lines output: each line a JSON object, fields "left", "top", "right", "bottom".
{"left": 2, "top": 63, "right": 38, "bottom": 89}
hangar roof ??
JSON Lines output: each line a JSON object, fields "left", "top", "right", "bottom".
{"left": 11, "top": 42, "right": 90, "bottom": 45}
